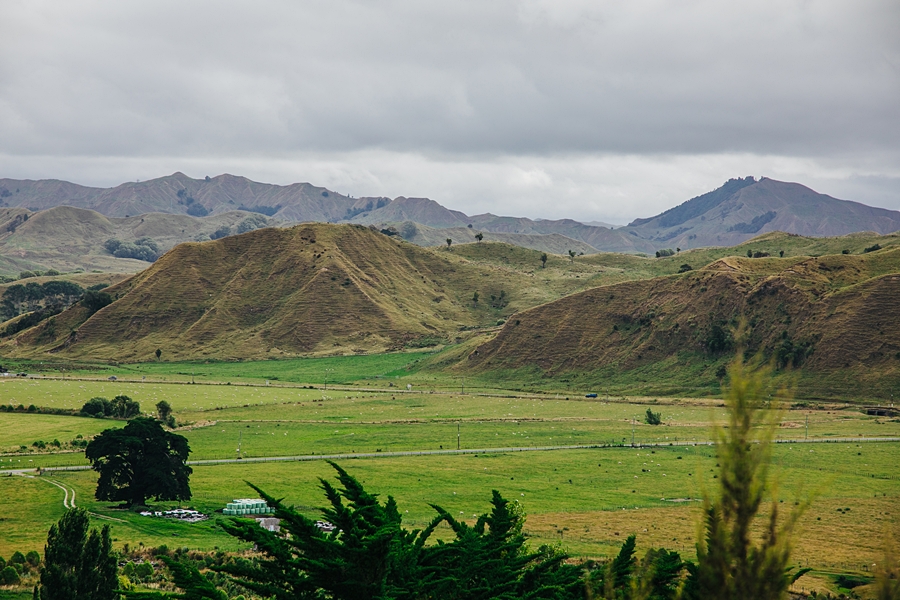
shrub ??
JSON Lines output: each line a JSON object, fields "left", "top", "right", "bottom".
{"left": 210, "top": 226, "right": 231, "bottom": 240}
{"left": 678, "top": 264, "right": 692, "bottom": 273}
{"left": 864, "top": 243, "right": 882, "bottom": 253}
{"left": 81, "top": 397, "right": 110, "bottom": 417}
{"left": 81, "top": 289, "right": 113, "bottom": 314}
{"left": 186, "top": 203, "right": 209, "bottom": 217}
{"left": 25, "top": 550, "right": 40, "bottom": 567}
{"left": 645, "top": 408, "right": 662, "bottom": 425}
{"left": 0, "top": 565, "right": 19, "bottom": 585}
{"left": 236, "top": 214, "right": 268, "bottom": 234}
{"left": 704, "top": 324, "right": 733, "bottom": 354}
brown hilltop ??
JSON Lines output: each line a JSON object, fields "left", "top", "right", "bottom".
{"left": 465, "top": 246, "right": 900, "bottom": 396}
{"left": 8, "top": 224, "right": 619, "bottom": 361}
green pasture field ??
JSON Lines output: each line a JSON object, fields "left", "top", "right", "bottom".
{"left": 1, "top": 442, "right": 897, "bottom": 575}
{"left": 2, "top": 376, "right": 898, "bottom": 594}
{"left": 9, "top": 350, "right": 436, "bottom": 386}
{"left": 2, "top": 378, "right": 897, "bottom": 465}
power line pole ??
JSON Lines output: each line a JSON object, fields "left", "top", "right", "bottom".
{"left": 632, "top": 416, "right": 635, "bottom": 447}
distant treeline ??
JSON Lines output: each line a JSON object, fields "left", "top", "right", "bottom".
{"left": 0, "top": 280, "right": 87, "bottom": 322}
{"left": 0, "top": 395, "right": 140, "bottom": 420}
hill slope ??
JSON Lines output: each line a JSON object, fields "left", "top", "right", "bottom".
{"left": 0, "top": 206, "right": 279, "bottom": 275}
{"left": 625, "top": 177, "right": 900, "bottom": 249}
{"left": 5, "top": 225, "right": 639, "bottom": 361}
{"left": 375, "top": 221, "right": 599, "bottom": 255}
{"left": 462, "top": 242, "right": 900, "bottom": 398}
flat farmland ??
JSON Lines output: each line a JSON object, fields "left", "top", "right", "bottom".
{"left": 1, "top": 443, "right": 897, "bottom": 574}
{"left": 1, "top": 376, "right": 898, "bottom": 589}
{"left": 3, "top": 379, "right": 898, "bottom": 464}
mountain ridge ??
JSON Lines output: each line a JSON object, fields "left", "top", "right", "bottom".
{"left": 3, "top": 174, "right": 899, "bottom": 256}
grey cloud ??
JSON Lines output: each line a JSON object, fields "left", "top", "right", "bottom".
{"left": 0, "top": 0, "right": 897, "bottom": 220}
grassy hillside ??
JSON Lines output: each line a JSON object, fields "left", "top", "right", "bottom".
{"left": 376, "top": 221, "right": 599, "bottom": 255}
{"left": 0, "top": 206, "right": 280, "bottom": 276}
{"left": 456, "top": 238, "right": 900, "bottom": 400}
{"left": 5, "top": 226, "right": 900, "bottom": 402}
{"left": 4, "top": 225, "right": 644, "bottom": 362}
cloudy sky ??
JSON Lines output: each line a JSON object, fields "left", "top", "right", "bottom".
{"left": 1, "top": 0, "right": 898, "bottom": 223}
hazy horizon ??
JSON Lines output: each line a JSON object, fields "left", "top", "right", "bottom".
{"left": 1, "top": 1, "right": 897, "bottom": 223}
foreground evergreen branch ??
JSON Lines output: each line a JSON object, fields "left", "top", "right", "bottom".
{"left": 695, "top": 352, "right": 809, "bottom": 600}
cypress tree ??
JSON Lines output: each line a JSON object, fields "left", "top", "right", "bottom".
{"left": 37, "top": 508, "right": 118, "bottom": 600}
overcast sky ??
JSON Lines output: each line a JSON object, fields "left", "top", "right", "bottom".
{"left": 1, "top": 0, "right": 898, "bottom": 223}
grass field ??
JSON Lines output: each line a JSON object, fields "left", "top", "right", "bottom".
{"left": 1, "top": 375, "right": 898, "bottom": 598}
{"left": 1, "top": 442, "right": 897, "bottom": 576}
{"left": 3, "top": 378, "right": 897, "bottom": 461}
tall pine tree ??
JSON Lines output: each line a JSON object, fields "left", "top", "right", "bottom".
{"left": 36, "top": 508, "right": 118, "bottom": 600}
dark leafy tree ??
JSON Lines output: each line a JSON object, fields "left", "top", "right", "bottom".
{"left": 81, "top": 289, "right": 113, "bottom": 315}
{"left": 81, "top": 395, "right": 139, "bottom": 418}
{"left": 236, "top": 214, "right": 268, "bottom": 234}
{"left": 85, "top": 417, "right": 192, "bottom": 507}
{"left": 186, "top": 204, "right": 209, "bottom": 217}
{"left": 704, "top": 324, "right": 733, "bottom": 355}
{"left": 210, "top": 226, "right": 231, "bottom": 240}
{"left": 540, "top": 253, "right": 548, "bottom": 268}
{"left": 568, "top": 250, "right": 576, "bottom": 261}
{"left": 156, "top": 348, "right": 162, "bottom": 361}
{"left": 156, "top": 400, "right": 173, "bottom": 422}
{"left": 645, "top": 408, "right": 662, "bottom": 425}
{"left": 110, "top": 395, "right": 141, "bottom": 418}
{"left": 475, "top": 232, "right": 483, "bottom": 242}
{"left": 81, "top": 397, "right": 111, "bottom": 417}
{"left": 36, "top": 508, "right": 118, "bottom": 600}
{"left": 446, "top": 238, "right": 452, "bottom": 249}
{"left": 678, "top": 264, "right": 692, "bottom": 273}
{"left": 0, "top": 566, "right": 19, "bottom": 585}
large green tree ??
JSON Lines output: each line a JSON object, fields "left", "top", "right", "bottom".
{"left": 85, "top": 417, "right": 192, "bottom": 507}
{"left": 36, "top": 508, "right": 118, "bottom": 600}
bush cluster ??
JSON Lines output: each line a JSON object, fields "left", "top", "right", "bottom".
{"left": 104, "top": 237, "right": 160, "bottom": 261}
{"left": 0, "top": 279, "right": 84, "bottom": 321}
{"left": 80, "top": 395, "right": 141, "bottom": 419}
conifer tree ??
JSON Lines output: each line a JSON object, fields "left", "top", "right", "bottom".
{"left": 694, "top": 353, "right": 808, "bottom": 600}
{"left": 36, "top": 508, "right": 118, "bottom": 600}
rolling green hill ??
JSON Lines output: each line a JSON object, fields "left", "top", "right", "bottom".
{"left": 5, "top": 224, "right": 900, "bottom": 402}
{"left": 459, "top": 236, "right": 900, "bottom": 399}
{"left": 3, "top": 225, "right": 636, "bottom": 361}
{"left": 381, "top": 221, "right": 599, "bottom": 255}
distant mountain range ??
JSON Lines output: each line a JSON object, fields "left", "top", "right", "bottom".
{"left": 2, "top": 173, "right": 899, "bottom": 260}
